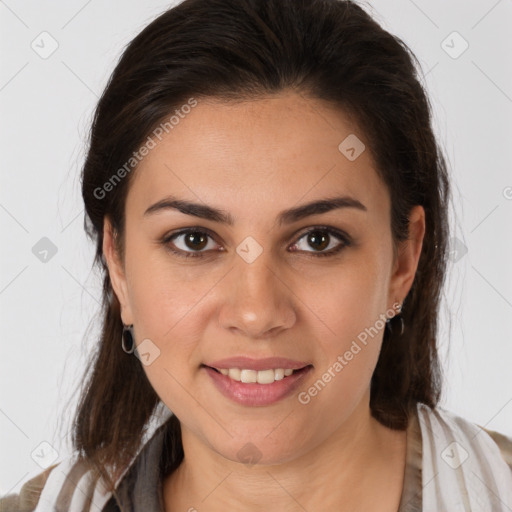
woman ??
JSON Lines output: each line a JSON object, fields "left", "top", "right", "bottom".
{"left": 2, "top": 0, "right": 511, "bottom": 511}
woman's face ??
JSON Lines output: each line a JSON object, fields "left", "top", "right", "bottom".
{"left": 104, "top": 91, "right": 424, "bottom": 465}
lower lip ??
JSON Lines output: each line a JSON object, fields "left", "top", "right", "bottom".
{"left": 203, "top": 365, "right": 312, "bottom": 406}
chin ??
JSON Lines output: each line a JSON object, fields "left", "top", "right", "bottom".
{"left": 210, "top": 431, "right": 310, "bottom": 468}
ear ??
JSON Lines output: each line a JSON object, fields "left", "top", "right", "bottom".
{"left": 388, "top": 205, "right": 425, "bottom": 308}
{"left": 102, "top": 216, "right": 134, "bottom": 325}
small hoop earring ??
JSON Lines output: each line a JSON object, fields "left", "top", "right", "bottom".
{"left": 122, "top": 324, "right": 135, "bottom": 353}
{"left": 385, "top": 302, "right": 405, "bottom": 336}
{"left": 386, "top": 315, "right": 405, "bottom": 336}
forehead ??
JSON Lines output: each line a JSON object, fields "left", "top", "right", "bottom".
{"left": 127, "top": 92, "right": 388, "bottom": 223}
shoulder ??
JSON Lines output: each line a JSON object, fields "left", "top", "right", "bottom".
{"left": 478, "top": 424, "right": 512, "bottom": 470}
{"left": 0, "top": 456, "right": 114, "bottom": 512}
{"left": 414, "top": 402, "right": 512, "bottom": 510}
{"left": 416, "top": 402, "right": 512, "bottom": 471}
{"left": 0, "top": 411, "right": 174, "bottom": 512}
{"left": 0, "top": 464, "right": 58, "bottom": 512}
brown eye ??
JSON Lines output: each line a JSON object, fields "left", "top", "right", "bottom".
{"left": 164, "top": 230, "right": 218, "bottom": 258}
{"left": 290, "top": 228, "right": 349, "bottom": 257}
{"left": 183, "top": 232, "right": 209, "bottom": 251}
{"left": 306, "top": 230, "right": 330, "bottom": 251}
{"left": 162, "top": 226, "right": 351, "bottom": 260}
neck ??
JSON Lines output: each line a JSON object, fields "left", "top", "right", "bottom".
{"left": 163, "top": 391, "right": 407, "bottom": 512}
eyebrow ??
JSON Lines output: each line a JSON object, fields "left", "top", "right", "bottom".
{"left": 143, "top": 194, "right": 367, "bottom": 226}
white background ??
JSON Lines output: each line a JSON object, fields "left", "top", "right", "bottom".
{"left": 1, "top": 0, "right": 511, "bottom": 496}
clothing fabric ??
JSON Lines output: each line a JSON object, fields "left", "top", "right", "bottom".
{"left": 1, "top": 402, "right": 511, "bottom": 512}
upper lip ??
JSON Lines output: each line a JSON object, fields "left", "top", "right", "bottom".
{"left": 203, "top": 356, "right": 311, "bottom": 371}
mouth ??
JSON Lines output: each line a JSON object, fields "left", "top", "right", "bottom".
{"left": 201, "top": 364, "right": 313, "bottom": 385}
{"left": 201, "top": 363, "right": 313, "bottom": 406}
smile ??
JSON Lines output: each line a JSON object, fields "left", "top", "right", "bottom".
{"left": 212, "top": 367, "right": 299, "bottom": 384}
{"left": 202, "top": 364, "right": 313, "bottom": 406}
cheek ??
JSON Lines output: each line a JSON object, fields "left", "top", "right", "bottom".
{"left": 124, "top": 237, "right": 210, "bottom": 335}
{"left": 298, "top": 299, "right": 385, "bottom": 433}
{"left": 314, "top": 253, "right": 389, "bottom": 338}
{"left": 130, "top": 291, "right": 205, "bottom": 418}
{"left": 304, "top": 255, "right": 389, "bottom": 397}
{"left": 124, "top": 264, "right": 229, "bottom": 396}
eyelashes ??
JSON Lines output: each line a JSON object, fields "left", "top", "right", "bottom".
{"left": 160, "top": 226, "right": 352, "bottom": 260}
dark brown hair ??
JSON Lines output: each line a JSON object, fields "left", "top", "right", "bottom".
{"left": 71, "top": 0, "right": 450, "bottom": 492}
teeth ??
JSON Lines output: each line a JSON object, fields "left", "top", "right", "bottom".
{"left": 216, "top": 367, "right": 299, "bottom": 384}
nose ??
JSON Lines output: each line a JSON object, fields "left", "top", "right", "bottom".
{"left": 217, "top": 253, "right": 297, "bottom": 339}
